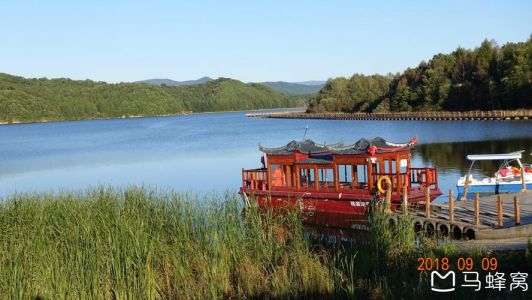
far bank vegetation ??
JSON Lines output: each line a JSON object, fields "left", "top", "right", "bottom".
{"left": 0, "top": 76, "right": 304, "bottom": 123}
{"left": 308, "top": 36, "right": 532, "bottom": 113}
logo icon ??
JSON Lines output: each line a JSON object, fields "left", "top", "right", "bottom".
{"left": 431, "top": 271, "right": 456, "bottom": 292}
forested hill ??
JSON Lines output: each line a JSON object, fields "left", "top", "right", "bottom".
{"left": 0, "top": 74, "right": 303, "bottom": 123}
{"left": 308, "top": 74, "right": 393, "bottom": 112}
{"left": 308, "top": 37, "right": 532, "bottom": 113}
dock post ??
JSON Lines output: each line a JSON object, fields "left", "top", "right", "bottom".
{"left": 425, "top": 187, "right": 431, "bottom": 218}
{"left": 474, "top": 192, "right": 479, "bottom": 227}
{"left": 402, "top": 185, "right": 408, "bottom": 213}
{"left": 386, "top": 188, "right": 392, "bottom": 213}
{"left": 514, "top": 196, "right": 521, "bottom": 225}
{"left": 449, "top": 190, "right": 454, "bottom": 224}
{"left": 497, "top": 195, "right": 503, "bottom": 227}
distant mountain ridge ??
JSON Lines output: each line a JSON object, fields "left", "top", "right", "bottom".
{"left": 258, "top": 81, "right": 325, "bottom": 95}
{"left": 136, "top": 77, "right": 325, "bottom": 95}
{"left": 294, "top": 80, "right": 326, "bottom": 86}
{"left": 136, "top": 77, "right": 213, "bottom": 86}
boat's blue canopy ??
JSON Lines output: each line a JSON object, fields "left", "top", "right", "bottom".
{"left": 466, "top": 151, "right": 524, "bottom": 161}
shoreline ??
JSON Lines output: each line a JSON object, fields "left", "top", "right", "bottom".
{"left": 0, "top": 106, "right": 307, "bottom": 126}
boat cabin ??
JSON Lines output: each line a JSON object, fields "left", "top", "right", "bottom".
{"left": 242, "top": 137, "right": 440, "bottom": 202}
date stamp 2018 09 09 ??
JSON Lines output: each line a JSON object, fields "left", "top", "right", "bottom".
{"left": 417, "top": 257, "right": 528, "bottom": 293}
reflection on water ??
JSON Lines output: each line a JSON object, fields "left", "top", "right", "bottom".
{"left": 0, "top": 111, "right": 530, "bottom": 200}
{"left": 415, "top": 138, "right": 532, "bottom": 174}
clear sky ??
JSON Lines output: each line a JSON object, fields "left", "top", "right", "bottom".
{"left": 1, "top": 0, "right": 530, "bottom": 83}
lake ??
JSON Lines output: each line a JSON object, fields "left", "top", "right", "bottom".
{"left": 1, "top": 111, "right": 531, "bottom": 202}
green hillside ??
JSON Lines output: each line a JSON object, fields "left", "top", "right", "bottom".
{"left": 165, "top": 78, "right": 303, "bottom": 112}
{"left": 0, "top": 74, "right": 302, "bottom": 123}
{"left": 308, "top": 37, "right": 532, "bottom": 113}
{"left": 307, "top": 74, "right": 392, "bottom": 113}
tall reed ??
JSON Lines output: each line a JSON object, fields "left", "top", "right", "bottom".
{"left": 0, "top": 187, "right": 332, "bottom": 299}
{"left": 325, "top": 199, "right": 418, "bottom": 298}
{"left": 1, "top": 187, "right": 530, "bottom": 298}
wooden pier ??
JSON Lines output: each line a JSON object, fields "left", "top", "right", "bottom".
{"left": 391, "top": 190, "right": 532, "bottom": 240}
{"left": 246, "top": 109, "right": 532, "bottom": 121}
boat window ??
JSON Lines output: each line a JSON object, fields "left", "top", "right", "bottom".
{"left": 399, "top": 158, "right": 408, "bottom": 173}
{"left": 270, "top": 164, "right": 285, "bottom": 187}
{"left": 338, "top": 164, "right": 368, "bottom": 189}
{"left": 384, "top": 159, "right": 397, "bottom": 174}
{"left": 372, "top": 163, "right": 380, "bottom": 174}
{"left": 356, "top": 165, "right": 368, "bottom": 188}
{"left": 337, "top": 164, "right": 353, "bottom": 189}
{"left": 318, "top": 168, "right": 334, "bottom": 190}
{"left": 298, "top": 168, "right": 315, "bottom": 189}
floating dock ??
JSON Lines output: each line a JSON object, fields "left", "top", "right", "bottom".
{"left": 395, "top": 190, "right": 532, "bottom": 240}
{"left": 246, "top": 110, "right": 532, "bottom": 121}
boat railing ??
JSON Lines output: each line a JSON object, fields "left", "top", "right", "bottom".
{"left": 242, "top": 168, "right": 268, "bottom": 191}
{"left": 242, "top": 167, "right": 439, "bottom": 193}
{"left": 371, "top": 172, "right": 409, "bottom": 193}
{"left": 370, "top": 168, "right": 439, "bottom": 193}
{"left": 409, "top": 167, "right": 438, "bottom": 189}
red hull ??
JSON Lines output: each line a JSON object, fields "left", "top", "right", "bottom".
{"left": 240, "top": 187, "right": 441, "bottom": 229}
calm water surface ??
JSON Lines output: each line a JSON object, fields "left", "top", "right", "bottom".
{"left": 1, "top": 111, "right": 531, "bottom": 202}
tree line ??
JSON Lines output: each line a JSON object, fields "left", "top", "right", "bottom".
{"left": 0, "top": 75, "right": 304, "bottom": 123}
{"left": 308, "top": 36, "right": 531, "bottom": 113}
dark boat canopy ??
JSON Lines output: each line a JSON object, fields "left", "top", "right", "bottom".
{"left": 259, "top": 137, "right": 417, "bottom": 156}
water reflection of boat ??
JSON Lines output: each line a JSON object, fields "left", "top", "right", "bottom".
{"left": 456, "top": 151, "right": 532, "bottom": 199}
{"left": 240, "top": 137, "right": 442, "bottom": 229}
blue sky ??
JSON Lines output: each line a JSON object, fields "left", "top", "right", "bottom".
{"left": 1, "top": 0, "right": 530, "bottom": 83}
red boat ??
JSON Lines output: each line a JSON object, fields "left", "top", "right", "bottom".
{"left": 240, "top": 137, "right": 442, "bottom": 229}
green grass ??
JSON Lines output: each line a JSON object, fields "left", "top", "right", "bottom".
{"left": 0, "top": 187, "right": 530, "bottom": 299}
{"left": 0, "top": 187, "right": 332, "bottom": 299}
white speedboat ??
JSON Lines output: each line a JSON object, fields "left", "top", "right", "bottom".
{"left": 456, "top": 151, "right": 532, "bottom": 199}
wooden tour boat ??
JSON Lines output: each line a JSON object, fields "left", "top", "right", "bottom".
{"left": 240, "top": 137, "right": 442, "bottom": 228}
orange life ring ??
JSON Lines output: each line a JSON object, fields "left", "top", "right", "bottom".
{"left": 377, "top": 176, "right": 392, "bottom": 194}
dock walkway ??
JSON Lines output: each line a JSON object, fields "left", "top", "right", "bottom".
{"left": 246, "top": 110, "right": 532, "bottom": 121}
{"left": 399, "top": 191, "right": 532, "bottom": 240}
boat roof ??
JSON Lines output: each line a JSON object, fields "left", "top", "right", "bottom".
{"left": 259, "top": 137, "right": 416, "bottom": 155}
{"left": 466, "top": 151, "right": 524, "bottom": 161}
